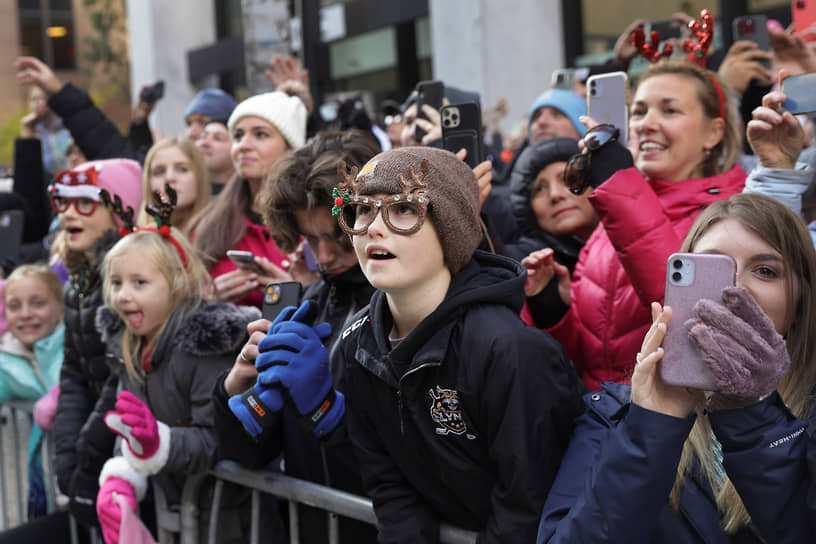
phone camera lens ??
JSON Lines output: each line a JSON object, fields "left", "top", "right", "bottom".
{"left": 672, "top": 271, "right": 682, "bottom": 282}
{"left": 452, "top": 113, "right": 459, "bottom": 122}
{"left": 672, "top": 259, "right": 682, "bottom": 270}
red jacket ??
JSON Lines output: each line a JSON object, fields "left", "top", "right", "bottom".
{"left": 548, "top": 165, "right": 746, "bottom": 391}
{"left": 209, "top": 215, "right": 288, "bottom": 308}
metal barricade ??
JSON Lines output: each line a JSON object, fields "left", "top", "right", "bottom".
{"left": 0, "top": 401, "right": 35, "bottom": 530}
{"left": 179, "top": 460, "right": 479, "bottom": 544}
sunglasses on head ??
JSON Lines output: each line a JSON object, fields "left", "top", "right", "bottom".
{"left": 563, "top": 124, "right": 620, "bottom": 195}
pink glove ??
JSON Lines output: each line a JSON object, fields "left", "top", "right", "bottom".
{"left": 33, "top": 384, "right": 60, "bottom": 431}
{"left": 97, "top": 477, "right": 137, "bottom": 544}
{"left": 105, "top": 391, "right": 171, "bottom": 475}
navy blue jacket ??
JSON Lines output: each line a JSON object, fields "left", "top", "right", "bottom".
{"left": 538, "top": 383, "right": 811, "bottom": 543}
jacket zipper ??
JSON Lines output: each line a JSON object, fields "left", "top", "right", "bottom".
{"left": 396, "top": 361, "right": 440, "bottom": 435}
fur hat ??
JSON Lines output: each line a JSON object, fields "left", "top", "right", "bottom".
{"left": 184, "top": 89, "right": 237, "bottom": 125}
{"left": 51, "top": 159, "right": 143, "bottom": 228}
{"left": 227, "top": 91, "right": 307, "bottom": 150}
{"left": 356, "top": 147, "right": 481, "bottom": 274}
{"left": 528, "top": 89, "right": 587, "bottom": 137}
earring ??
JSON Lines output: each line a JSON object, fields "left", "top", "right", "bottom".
{"left": 703, "top": 147, "right": 712, "bottom": 158}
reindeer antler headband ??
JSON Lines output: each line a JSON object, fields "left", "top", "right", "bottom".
{"left": 100, "top": 184, "right": 189, "bottom": 269}
{"left": 632, "top": 9, "right": 715, "bottom": 68}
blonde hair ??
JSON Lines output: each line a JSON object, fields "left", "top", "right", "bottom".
{"left": 4, "top": 264, "right": 64, "bottom": 310}
{"left": 138, "top": 138, "right": 211, "bottom": 234}
{"left": 637, "top": 59, "right": 739, "bottom": 177}
{"left": 669, "top": 193, "right": 816, "bottom": 532}
{"left": 102, "top": 228, "right": 211, "bottom": 380}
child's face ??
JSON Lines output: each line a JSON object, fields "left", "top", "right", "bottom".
{"left": 692, "top": 219, "right": 796, "bottom": 334}
{"left": 109, "top": 251, "right": 172, "bottom": 345}
{"left": 59, "top": 201, "right": 117, "bottom": 254}
{"left": 352, "top": 195, "right": 449, "bottom": 294}
{"left": 4, "top": 277, "right": 62, "bottom": 350}
{"left": 149, "top": 146, "right": 198, "bottom": 212}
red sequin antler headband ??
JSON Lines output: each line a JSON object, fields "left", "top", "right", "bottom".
{"left": 632, "top": 9, "right": 715, "bottom": 68}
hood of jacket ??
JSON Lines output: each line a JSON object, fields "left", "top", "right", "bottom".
{"left": 367, "top": 250, "right": 526, "bottom": 363}
{"left": 96, "top": 301, "right": 260, "bottom": 366}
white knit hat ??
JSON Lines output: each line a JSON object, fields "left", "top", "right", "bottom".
{"left": 227, "top": 91, "right": 307, "bottom": 149}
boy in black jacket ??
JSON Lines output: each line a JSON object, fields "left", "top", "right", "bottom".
{"left": 251, "top": 147, "right": 586, "bottom": 542}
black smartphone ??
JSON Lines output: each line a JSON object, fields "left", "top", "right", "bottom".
{"left": 414, "top": 80, "right": 444, "bottom": 143}
{"left": 441, "top": 103, "right": 484, "bottom": 168}
{"left": 648, "top": 18, "right": 683, "bottom": 39}
{"left": 140, "top": 81, "right": 165, "bottom": 104}
{"left": 0, "top": 210, "right": 24, "bottom": 261}
{"left": 782, "top": 72, "right": 816, "bottom": 114}
{"left": 732, "top": 15, "right": 771, "bottom": 69}
{"left": 262, "top": 282, "right": 303, "bottom": 321}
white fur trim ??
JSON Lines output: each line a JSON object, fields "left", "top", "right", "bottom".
{"left": 52, "top": 184, "right": 100, "bottom": 199}
{"left": 122, "top": 421, "right": 172, "bottom": 476}
{"left": 99, "top": 457, "right": 148, "bottom": 502}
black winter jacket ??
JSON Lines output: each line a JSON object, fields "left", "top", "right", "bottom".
{"left": 97, "top": 301, "right": 262, "bottom": 543}
{"left": 340, "top": 251, "right": 587, "bottom": 543}
{"left": 54, "top": 231, "right": 120, "bottom": 520}
{"left": 213, "top": 264, "right": 378, "bottom": 543}
{"left": 47, "top": 82, "right": 153, "bottom": 165}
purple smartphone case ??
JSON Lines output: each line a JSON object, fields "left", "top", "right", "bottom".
{"left": 659, "top": 253, "right": 736, "bottom": 390}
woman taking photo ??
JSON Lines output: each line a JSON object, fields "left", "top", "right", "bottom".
{"left": 189, "top": 91, "right": 307, "bottom": 307}
{"left": 538, "top": 192, "right": 814, "bottom": 543}
{"left": 531, "top": 59, "right": 746, "bottom": 391}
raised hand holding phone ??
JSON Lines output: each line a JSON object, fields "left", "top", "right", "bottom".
{"left": 747, "top": 72, "right": 805, "bottom": 169}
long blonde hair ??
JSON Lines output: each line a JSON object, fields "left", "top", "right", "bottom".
{"left": 138, "top": 138, "right": 210, "bottom": 234}
{"left": 102, "top": 228, "right": 210, "bottom": 380}
{"left": 670, "top": 193, "right": 816, "bottom": 531}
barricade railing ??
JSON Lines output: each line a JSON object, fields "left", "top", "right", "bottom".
{"left": 0, "top": 401, "right": 35, "bottom": 530}
{"left": 179, "top": 459, "right": 479, "bottom": 544}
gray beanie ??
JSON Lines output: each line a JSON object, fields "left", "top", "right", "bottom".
{"left": 356, "top": 147, "right": 481, "bottom": 274}
{"left": 227, "top": 91, "right": 307, "bottom": 149}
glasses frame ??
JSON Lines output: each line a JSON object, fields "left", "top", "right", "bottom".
{"left": 49, "top": 195, "right": 100, "bottom": 216}
{"left": 564, "top": 123, "right": 620, "bottom": 195}
{"left": 337, "top": 194, "right": 429, "bottom": 236}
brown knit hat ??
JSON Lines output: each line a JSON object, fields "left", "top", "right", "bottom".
{"left": 355, "top": 147, "right": 481, "bottom": 274}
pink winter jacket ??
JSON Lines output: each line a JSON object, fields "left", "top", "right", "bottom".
{"left": 547, "top": 165, "right": 746, "bottom": 392}
{"left": 209, "top": 215, "right": 288, "bottom": 309}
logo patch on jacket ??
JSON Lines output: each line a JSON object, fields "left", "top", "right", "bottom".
{"left": 429, "top": 386, "right": 475, "bottom": 439}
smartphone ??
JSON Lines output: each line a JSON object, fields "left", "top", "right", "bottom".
{"left": 0, "top": 210, "right": 24, "bottom": 260}
{"left": 226, "top": 250, "right": 264, "bottom": 275}
{"left": 301, "top": 239, "right": 319, "bottom": 272}
{"left": 414, "top": 80, "right": 445, "bottom": 143}
{"left": 441, "top": 103, "right": 485, "bottom": 168}
{"left": 660, "top": 253, "right": 737, "bottom": 391}
{"left": 793, "top": 0, "right": 816, "bottom": 41}
{"left": 782, "top": 72, "right": 816, "bottom": 114}
{"left": 587, "top": 72, "right": 628, "bottom": 146}
{"left": 140, "top": 81, "right": 165, "bottom": 104}
{"left": 648, "top": 18, "right": 683, "bottom": 40}
{"left": 732, "top": 15, "right": 771, "bottom": 69}
{"left": 551, "top": 69, "right": 575, "bottom": 91}
{"left": 262, "top": 282, "right": 303, "bottom": 321}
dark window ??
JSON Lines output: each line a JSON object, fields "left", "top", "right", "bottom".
{"left": 18, "top": 0, "right": 76, "bottom": 70}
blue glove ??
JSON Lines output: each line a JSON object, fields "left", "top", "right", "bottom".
{"left": 227, "top": 303, "right": 309, "bottom": 437}
{"left": 228, "top": 383, "right": 285, "bottom": 438}
{"left": 255, "top": 301, "right": 342, "bottom": 437}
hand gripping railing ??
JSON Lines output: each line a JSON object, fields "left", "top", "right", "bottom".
{"left": 179, "top": 459, "right": 479, "bottom": 544}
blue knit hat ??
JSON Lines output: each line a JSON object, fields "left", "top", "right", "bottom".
{"left": 184, "top": 89, "right": 237, "bottom": 125}
{"left": 528, "top": 89, "right": 587, "bottom": 137}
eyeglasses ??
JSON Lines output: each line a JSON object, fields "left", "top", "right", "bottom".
{"left": 337, "top": 194, "right": 429, "bottom": 236}
{"left": 384, "top": 114, "right": 403, "bottom": 126}
{"left": 564, "top": 124, "right": 620, "bottom": 195}
{"left": 50, "top": 195, "right": 99, "bottom": 216}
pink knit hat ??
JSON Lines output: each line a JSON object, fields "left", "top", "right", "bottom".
{"left": 50, "top": 159, "right": 143, "bottom": 227}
